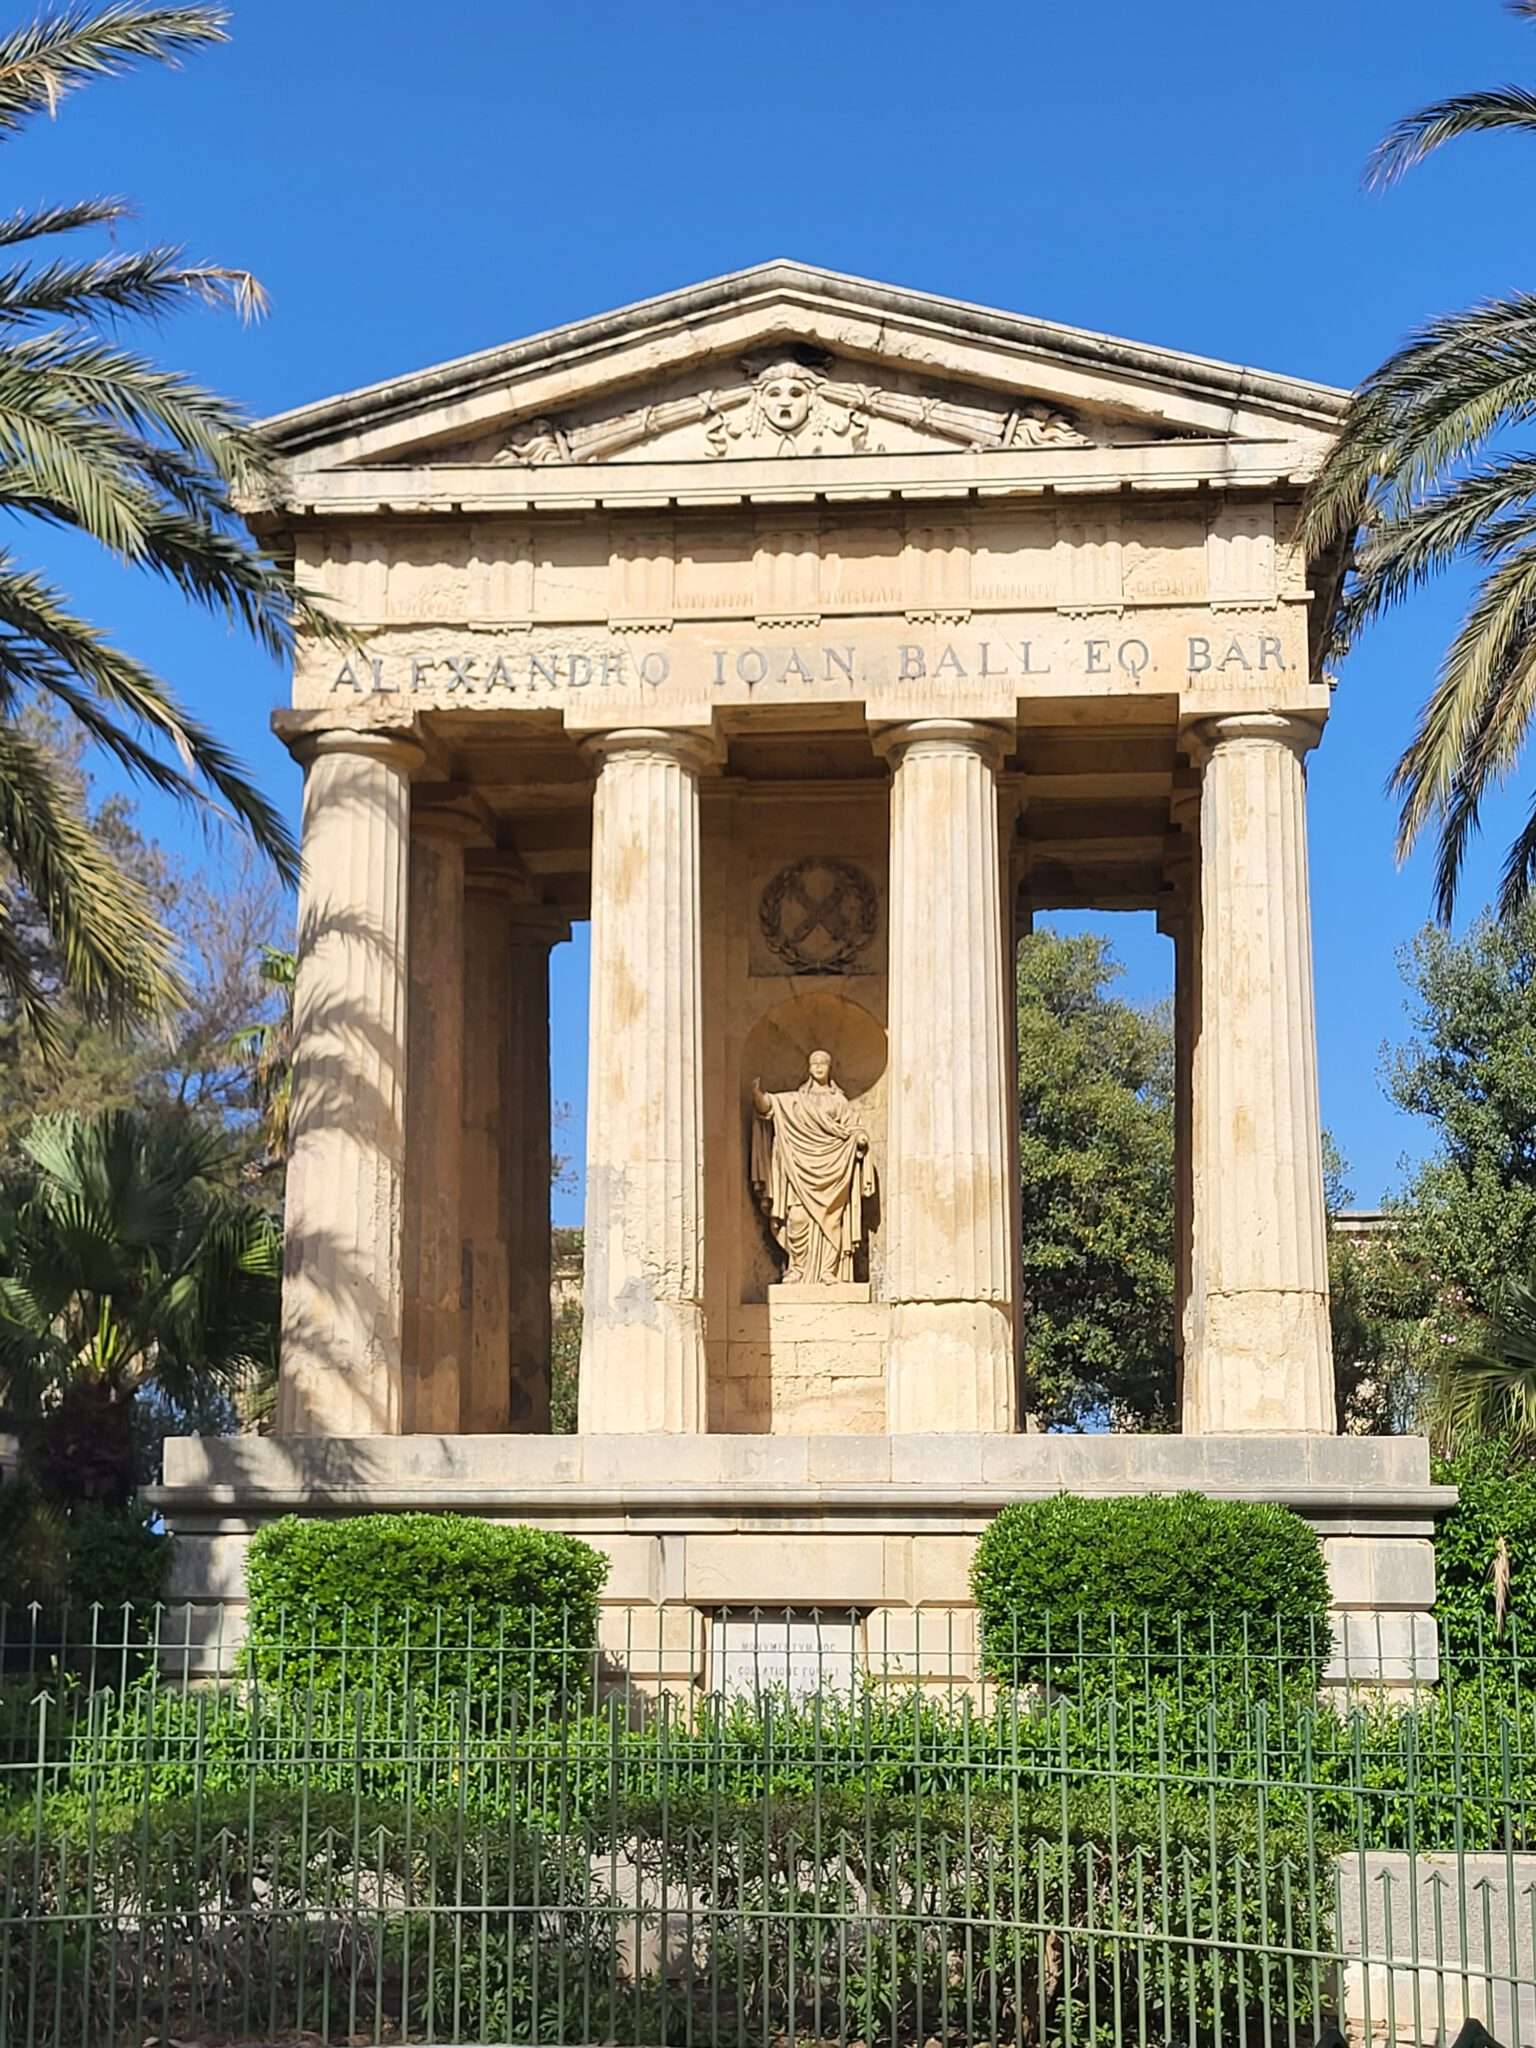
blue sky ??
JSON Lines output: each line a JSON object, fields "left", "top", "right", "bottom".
{"left": 14, "top": 0, "right": 1536, "bottom": 1219}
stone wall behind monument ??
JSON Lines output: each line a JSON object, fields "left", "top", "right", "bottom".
{"left": 702, "top": 781, "right": 891, "bottom": 1431}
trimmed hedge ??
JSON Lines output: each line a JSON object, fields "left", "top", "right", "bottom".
{"left": 971, "top": 1490, "right": 1331, "bottom": 1683}
{"left": 244, "top": 1513, "right": 607, "bottom": 1698}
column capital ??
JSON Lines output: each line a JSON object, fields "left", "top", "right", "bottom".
{"left": 580, "top": 725, "right": 719, "bottom": 773}
{"left": 1186, "top": 712, "right": 1323, "bottom": 765}
{"left": 292, "top": 727, "right": 427, "bottom": 777}
{"left": 504, "top": 903, "right": 572, "bottom": 949}
{"left": 412, "top": 802, "right": 485, "bottom": 849}
{"left": 872, "top": 718, "right": 1013, "bottom": 770}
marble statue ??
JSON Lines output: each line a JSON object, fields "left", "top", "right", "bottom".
{"left": 750, "top": 1050, "right": 874, "bottom": 1284}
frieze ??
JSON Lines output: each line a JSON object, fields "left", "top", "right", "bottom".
{"left": 325, "top": 627, "right": 1294, "bottom": 701}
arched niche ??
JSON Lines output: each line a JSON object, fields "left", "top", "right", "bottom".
{"left": 739, "top": 990, "right": 888, "bottom": 1300}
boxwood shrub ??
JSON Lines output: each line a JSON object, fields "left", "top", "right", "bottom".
{"left": 244, "top": 1513, "right": 607, "bottom": 1699}
{"left": 971, "top": 1490, "right": 1331, "bottom": 1686}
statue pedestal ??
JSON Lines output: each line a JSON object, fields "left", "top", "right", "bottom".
{"left": 721, "top": 1288, "right": 889, "bottom": 1431}
{"left": 770, "top": 1282, "right": 870, "bottom": 1304}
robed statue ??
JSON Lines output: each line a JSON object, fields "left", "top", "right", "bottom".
{"left": 750, "top": 1050, "right": 875, "bottom": 1285}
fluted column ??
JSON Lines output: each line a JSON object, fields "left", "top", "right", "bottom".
{"left": 1160, "top": 791, "right": 1201, "bottom": 1423}
{"left": 401, "top": 805, "right": 479, "bottom": 1432}
{"left": 578, "top": 728, "right": 710, "bottom": 1432}
{"left": 506, "top": 906, "right": 570, "bottom": 1432}
{"left": 278, "top": 729, "right": 423, "bottom": 1435}
{"left": 877, "top": 719, "right": 1018, "bottom": 1433}
{"left": 460, "top": 862, "right": 519, "bottom": 1433}
{"left": 1186, "top": 713, "right": 1334, "bottom": 1432}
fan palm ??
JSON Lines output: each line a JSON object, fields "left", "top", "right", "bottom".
{"left": 1303, "top": 0, "right": 1536, "bottom": 919}
{"left": 0, "top": 5, "right": 339, "bottom": 1049}
{"left": 0, "top": 1106, "right": 280, "bottom": 1502}
{"left": 1430, "top": 1264, "right": 1536, "bottom": 1453}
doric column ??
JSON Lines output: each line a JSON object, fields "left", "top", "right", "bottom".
{"left": 506, "top": 905, "right": 570, "bottom": 1432}
{"left": 1160, "top": 791, "right": 1202, "bottom": 1422}
{"left": 401, "top": 804, "right": 479, "bottom": 1434}
{"left": 1185, "top": 713, "right": 1334, "bottom": 1432}
{"left": 278, "top": 729, "right": 423, "bottom": 1435}
{"left": 578, "top": 728, "right": 710, "bottom": 1433}
{"left": 877, "top": 719, "right": 1018, "bottom": 1433}
{"left": 460, "top": 861, "right": 519, "bottom": 1433}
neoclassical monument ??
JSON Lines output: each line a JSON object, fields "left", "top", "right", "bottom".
{"left": 156, "top": 264, "right": 1450, "bottom": 1678}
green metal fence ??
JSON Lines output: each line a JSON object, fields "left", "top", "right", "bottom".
{"left": 1, "top": 1603, "right": 1533, "bottom": 2047}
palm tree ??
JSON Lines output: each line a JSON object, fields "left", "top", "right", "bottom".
{"left": 227, "top": 944, "right": 295, "bottom": 1161}
{"left": 1430, "top": 1264, "right": 1536, "bottom": 1454}
{"left": 1303, "top": 0, "right": 1536, "bottom": 920}
{"left": 0, "top": 1107, "right": 280, "bottom": 1503}
{"left": 0, "top": 6, "right": 339, "bottom": 1050}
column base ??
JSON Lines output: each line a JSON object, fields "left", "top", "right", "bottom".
{"left": 578, "top": 1302, "right": 707, "bottom": 1432}
{"left": 1186, "top": 1288, "right": 1333, "bottom": 1432}
{"left": 886, "top": 1301, "right": 1015, "bottom": 1433}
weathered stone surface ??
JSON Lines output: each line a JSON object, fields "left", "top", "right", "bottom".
{"left": 1185, "top": 714, "right": 1334, "bottom": 1432}
{"left": 579, "top": 729, "right": 712, "bottom": 1432}
{"left": 278, "top": 731, "right": 422, "bottom": 1436}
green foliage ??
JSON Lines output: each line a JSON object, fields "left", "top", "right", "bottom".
{"left": 4, "top": 1791, "right": 632, "bottom": 2048}
{"left": 1431, "top": 1440, "right": 1536, "bottom": 1671}
{"left": 1329, "top": 1229, "right": 1440, "bottom": 1433}
{"left": 0, "top": 1483, "right": 166, "bottom": 1629}
{"left": 1015, "top": 930, "right": 1175, "bottom": 1427}
{"left": 1301, "top": 8, "right": 1536, "bottom": 916}
{"left": 0, "top": 1107, "right": 280, "bottom": 1502}
{"left": 970, "top": 1491, "right": 1332, "bottom": 1683}
{"left": 244, "top": 1512, "right": 608, "bottom": 1698}
{"left": 1387, "top": 909, "right": 1536, "bottom": 1315}
{"left": 0, "top": 3, "right": 348, "bottom": 1040}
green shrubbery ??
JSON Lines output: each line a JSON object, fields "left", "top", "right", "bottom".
{"left": 244, "top": 1512, "right": 607, "bottom": 1698}
{"left": 970, "top": 1491, "right": 1332, "bottom": 1684}
{"left": 0, "top": 1483, "right": 168, "bottom": 1633}
{"left": 1432, "top": 1441, "right": 1536, "bottom": 1672}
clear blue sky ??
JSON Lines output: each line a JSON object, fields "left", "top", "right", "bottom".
{"left": 15, "top": 0, "right": 1536, "bottom": 1219}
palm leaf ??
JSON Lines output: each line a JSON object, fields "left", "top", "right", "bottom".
{"left": 1368, "top": 86, "right": 1536, "bottom": 187}
{"left": 0, "top": 6, "right": 227, "bottom": 135}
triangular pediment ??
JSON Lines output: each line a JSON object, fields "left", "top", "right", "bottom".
{"left": 263, "top": 261, "right": 1346, "bottom": 480}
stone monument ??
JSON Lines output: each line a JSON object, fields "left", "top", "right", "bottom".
{"left": 751, "top": 1051, "right": 874, "bottom": 1285}
{"left": 151, "top": 261, "right": 1452, "bottom": 1686}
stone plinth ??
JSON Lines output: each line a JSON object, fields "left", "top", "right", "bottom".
{"left": 152, "top": 1432, "right": 1450, "bottom": 1687}
{"left": 721, "top": 1285, "right": 889, "bottom": 1432}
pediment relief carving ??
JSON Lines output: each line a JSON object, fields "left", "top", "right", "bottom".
{"left": 491, "top": 353, "right": 1090, "bottom": 468}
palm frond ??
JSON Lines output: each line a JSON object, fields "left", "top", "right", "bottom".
{"left": 1368, "top": 86, "right": 1536, "bottom": 188}
{"left": 0, "top": 558, "right": 300, "bottom": 884}
{"left": 0, "top": 244, "right": 264, "bottom": 327}
{"left": 0, "top": 6, "right": 227, "bottom": 137}
{"left": 0, "top": 197, "right": 129, "bottom": 247}
{"left": 1390, "top": 543, "right": 1536, "bottom": 911}
{"left": 0, "top": 329, "right": 281, "bottom": 490}
{"left": 0, "top": 717, "right": 179, "bottom": 1028}
{"left": 1302, "top": 294, "right": 1536, "bottom": 568}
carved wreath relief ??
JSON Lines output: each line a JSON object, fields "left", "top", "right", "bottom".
{"left": 760, "top": 857, "right": 878, "bottom": 974}
{"left": 497, "top": 356, "right": 1089, "bottom": 466}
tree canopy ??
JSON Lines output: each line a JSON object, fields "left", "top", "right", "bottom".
{"left": 0, "top": 3, "right": 338, "bottom": 1039}
{"left": 1015, "top": 929, "right": 1176, "bottom": 1429}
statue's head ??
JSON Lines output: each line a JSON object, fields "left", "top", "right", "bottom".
{"left": 756, "top": 361, "right": 817, "bottom": 434}
{"left": 807, "top": 1048, "right": 833, "bottom": 1085}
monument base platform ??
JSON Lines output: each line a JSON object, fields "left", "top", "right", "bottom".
{"left": 150, "top": 1432, "right": 1453, "bottom": 1688}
